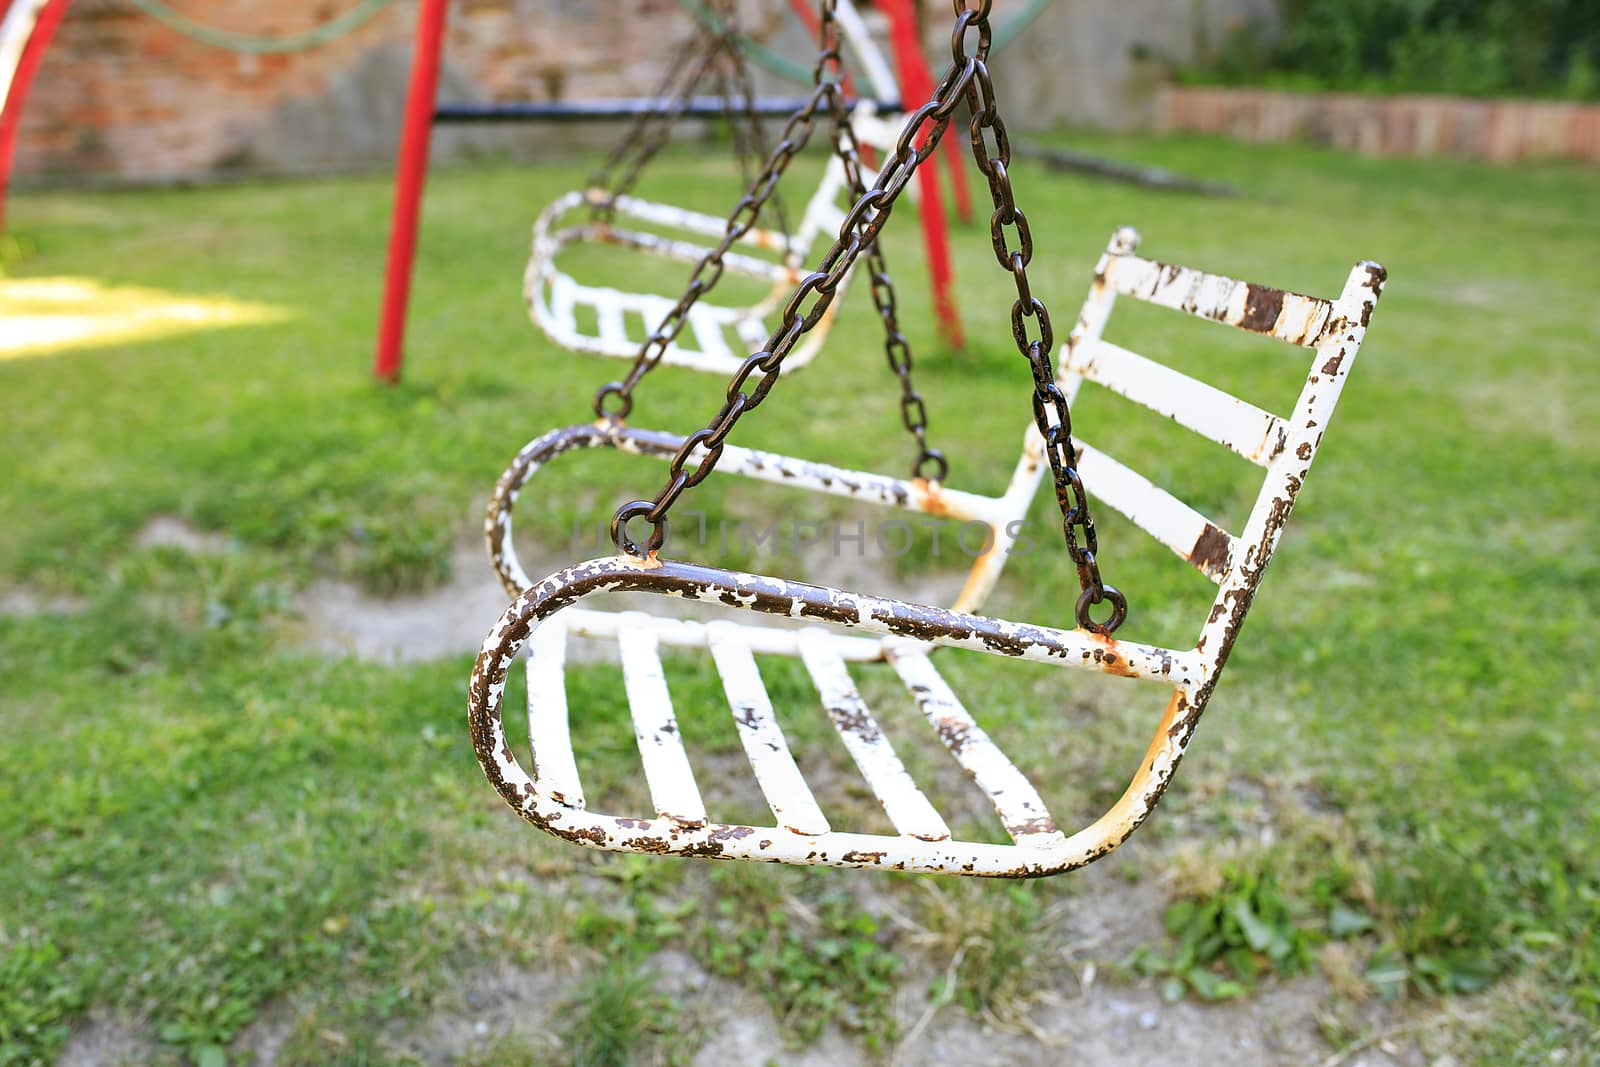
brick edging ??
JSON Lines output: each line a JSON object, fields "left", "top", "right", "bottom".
{"left": 1156, "top": 85, "right": 1600, "bottom": 165}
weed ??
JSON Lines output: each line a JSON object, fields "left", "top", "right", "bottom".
{"left": 916, "top": 882, "right": 1054, "bottom": 1020}
{"left": 0, "top": 935, "right": 88, "bottom": 1067}
{"left": 1364, "top": 840, "right": 1501, "bottom": 999}
{"left": 1128, "top": 860, "right": 1319, "bottom": 1002}
{"left": 557, "top": 961, "right": 686, "bottom": 1067}
{"left": 456, "top": 1031, "right": 559, "bottom": 1067}
{"left": 701, "top": 885, "right": 901, "bottom": 1053}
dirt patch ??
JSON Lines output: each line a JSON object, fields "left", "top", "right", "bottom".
{"left": 294, "top": 540, "right": 520, "bottom": 663}
{"left": 291, "top": 509, "right": 974, "bottom": 665}
{"left": 380, "top": 845, "right": 1431, "bottom": 1067}
{"left": 134, "top": 515, "right": 229, "bottom": 554}
{"left": 385, "top": 962, "right": 566, "bottom": 1065}
{"left": 0, "top": 586, "right": 89, "bottom": 617}
{"left": 887, "top": 974, "right": 1336, "bottom": 1067}
{"left": 55, "top": 1014, "right": 164, "bottom": 1067}
{"left": 233, "top": 1006, "right": 295, "bottom": 1067}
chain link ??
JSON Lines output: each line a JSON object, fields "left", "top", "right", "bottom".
{"left": 611, "top": 0, "right": 1126, "bottom": 635}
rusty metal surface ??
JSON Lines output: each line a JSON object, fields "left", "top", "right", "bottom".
{"left": 482, "top": 419, "right": 1041, "bottom": 615}
{"left": 471, "top": 227, "right": 1387, "bottom": 877}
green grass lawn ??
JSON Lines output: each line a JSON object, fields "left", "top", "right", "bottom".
{"left": 1, "top": 131, "right": 1596, "bottom": 1065}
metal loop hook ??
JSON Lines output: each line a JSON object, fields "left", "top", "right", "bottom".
{"left": 914, "top": 450, "right": 950, "bottom": 483}
{"left": 611, "top": 500, "right": 667, "bottom": 557}
{"left": 1076, "top": 584, "right": 1127, "bottom": 635}
{"left": 594, "top": 384, "right": 633, "bottom": 422}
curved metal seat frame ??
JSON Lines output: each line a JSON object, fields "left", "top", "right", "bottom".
{"left": 473, "top": 228, "right": 1387, "bottom": 877}
{"left": 524, "top": 1, "right": 905, "bottom": 376}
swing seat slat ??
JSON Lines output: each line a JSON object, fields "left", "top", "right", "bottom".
{"left": 707, "top": 622, "right": 833, "bottom": 836}
{"left": 800, "top": 631, "right": 953, "bottom": 842}
{"left": 888, "top": 648, "right": 1066, "bottom": 850}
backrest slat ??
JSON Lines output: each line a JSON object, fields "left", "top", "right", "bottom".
{"left": 1068, "top": 337, "right": 1289, "bottom": 466}
{"left": 1101, "top": 253, "right": 1334, "bottom": 348}
{"left": 1074, "top": 441, "right": 1237, "bottom": 583}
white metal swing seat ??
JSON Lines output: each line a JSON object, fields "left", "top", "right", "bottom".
{"left": 524, "top": 104, "right": 905, "bottom": 376}
{"left": 473, "top": 228, "right": 1386, "bottom": 877}
{"left": 523, "top": 0, "right": 906, "bottom": 376}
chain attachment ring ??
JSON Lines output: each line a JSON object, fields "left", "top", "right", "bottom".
{"left": 914, "top": 450, "right": 950, "bottom": 482}
{"left": 611, "top": 500, "right": 667, "bottom": 557}
{"left": 593, "top": 383, "right": 633, "bottom": 421}
{"left": 1076, "top": 584, "right": 1128, "bottom": 636}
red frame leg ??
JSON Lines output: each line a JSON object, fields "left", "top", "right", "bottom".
{"left": 877, "top": 0, "right": 963, "bottom": 348}
{"left": 0, "top": 0, "right": 72, "bottom": 232}
{"left": 374, "top": 0, "right": 449, "bottom": 383}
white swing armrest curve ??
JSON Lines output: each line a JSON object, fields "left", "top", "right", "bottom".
{"left": 483, "top": 421, "right": 1049, "bottom": 619}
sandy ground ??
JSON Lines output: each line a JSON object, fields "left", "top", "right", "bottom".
{"left": 291, "top": 504, "right": 970, "bottom": 663}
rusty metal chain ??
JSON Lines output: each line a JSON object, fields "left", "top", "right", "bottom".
{"left": 719, "top": 9, "right": 793, "bottom": 259}
{"left": 611, "top": 0, "right": 1126, "bottom": 635}
{"left": 592, "top": 0, "right": 848, "bottom": 421}
{"left": 825, "top": 90, "right": 947, "bottom": 483}
{"left": 608, "top": 7, "right": 974, "bottom": 556}
{"left": 588, "top": 2, "right": 736, "bottom": 221}
{"left": 958, "top": 5, "right": 1124, "bottom": 634}
{"left": 597, "top": 0, "right": 945, "bottom": 479}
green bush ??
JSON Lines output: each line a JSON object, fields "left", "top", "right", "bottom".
{"left": 1182, "top": 0, "right": 1600, "bottom": 100}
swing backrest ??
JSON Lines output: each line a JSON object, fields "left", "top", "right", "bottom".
{"left": 1051, "top": 228, "right": 1386, "bottom": 657}
{"left": 496, "top": 227, "right": 1383, "bottom": 651}
{"left": 641, "top": 0, "right": 905, "bottom": 271}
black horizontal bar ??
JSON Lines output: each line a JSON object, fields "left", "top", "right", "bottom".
{"left": 433, "top": 95, "right": 899, "bottom": 124}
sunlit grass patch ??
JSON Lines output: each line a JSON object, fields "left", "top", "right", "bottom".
{"left": 0, "top": 276, "right": 291, "bottom": 360}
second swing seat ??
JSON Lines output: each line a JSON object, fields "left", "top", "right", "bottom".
{"left": 523, "top": 105, "right": 908, "bottom": 376}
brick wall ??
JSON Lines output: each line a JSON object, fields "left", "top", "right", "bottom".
{"left": 16, "top": 0, "right": 794, "bottom": 179}
{"left": 16, "top": 1, "right": 1283, "bottom": 181}
{"left": 1158, "top": 85, "right": 1600, "bottom": 165}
